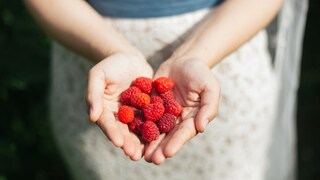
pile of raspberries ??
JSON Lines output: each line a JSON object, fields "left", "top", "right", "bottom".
{"left": 117, "top": 77, "right": 182, "bottom": 143}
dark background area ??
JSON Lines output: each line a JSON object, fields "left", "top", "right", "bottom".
{"left": 0, "top": 0, "right": 319, "bottom": 179}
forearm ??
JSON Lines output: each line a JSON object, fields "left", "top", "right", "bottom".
{"left": 24, "top": 0, "right": 142, "bottom": 62}
{"left": 172, "top": 0, "right": 283, "bottom": 67}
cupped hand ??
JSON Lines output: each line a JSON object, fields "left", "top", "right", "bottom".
{"left": 144, "top": 58, "right": 220, "bottom": 164}
{"left": 86, "top": 53, "right": 153, "bottom": 161}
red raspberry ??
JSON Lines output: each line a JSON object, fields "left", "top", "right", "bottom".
{"left": 129, "top": 116, "right": 145, "bottom": 135}
{"left": 133, "top": 107, "right": 142, "bottom": 117}
{"left": 156, "top": 113, "right": 176, "bottom": 133}
{"left": 164, "top": 99, "right": 182, "bottom": 117}
{"left": 120, "top": 86, "right": 141, "bottom": 105}
{"left": 160, "top": 91, "right": 174, "bottom": 102}
{"left": 130, "top": 92, "right": 150, "bottom": 108}
{"left": 153, "top": 77, "right": 174, "bottom": 93}
{"left": 134, "top": 77, "right": 153, "bottom": 94}
{"left": 142, "top": 103, "right": 165, "bottom": 122}
{"left": 142, "top": 121, "right": 160, "bottom": 142}
{"left": 117, "top": 105, "right": 134, "bottom": 124}
{"left": 150, "top": 96, "right": 164, "bottom": 104}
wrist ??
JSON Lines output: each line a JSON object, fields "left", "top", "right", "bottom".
{"left": 170, "top": 44, "right": 218, "bottom": 68}
{"left": 92, "top": 45, "right": 145, "bottom": 63}
{"left": 89, "top": 20, "right": 145, "bottom": 63}
{"left": 163, "top": 55, "right": 211, "bottom": 75}
{"left": 111, "top": 48, "right": 145, "bottom": 62}
{"left": 168, "top": 51, "right": 211, "bottom": 69}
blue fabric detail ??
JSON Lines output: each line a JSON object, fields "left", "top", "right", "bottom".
{"left": 86, "top": 0, "right": 222, "bottom": 18}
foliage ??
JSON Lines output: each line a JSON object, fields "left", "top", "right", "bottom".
{"left": 0, "top": 1, "right": 70, "bottom": 179}
{"left": 297, "top": 0, "right": 320, "bottom": 179}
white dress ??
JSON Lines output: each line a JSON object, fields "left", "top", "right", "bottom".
{"left": 50, "top": 0, "right": 308, "bottom": 179}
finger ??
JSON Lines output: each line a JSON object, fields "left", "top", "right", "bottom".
{"left": 120, "top": 122, "right": 148, "bottom": 160}
{"left": 150, "top": 129, "right": 177, "bottom": 165}
{"left": 163, "top": 118, "right": 197, "bottom": 158}
{"left": 96, "top": 110, "right": 124, "bottom": 148}
{"left": 195, "top": 80, "right": 220, "bottom": 132}
{"left": 144, "top": 134, "right": 166, "bottom": 162}
{"left": 130, "top": 143, "right": 145, "bottom": 161}
{"left": 120, "top": 125, "right": 139, "bottom": 158}
{"left": 87, "top": 69, "right": 105, "bottom": 122}
{"left": 151, "top": 148, "right": 166, "bottom": 165}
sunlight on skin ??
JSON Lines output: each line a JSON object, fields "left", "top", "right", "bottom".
{"left": 26, "top": 0, "right": 282, "bottom": 167}
{"left": 87, "top": 53, "right": 153, "bottom": 160}
{"left": 87, "top": 54, "right": 220, "bottom": 164}
{"left": 144, "top": 59, "right": 220, "bottom": 165}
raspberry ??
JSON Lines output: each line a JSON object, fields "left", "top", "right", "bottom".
{"left": 133, "top": 107, "right": 142, "bottom": 117}
{"left": 164, "top": 99, "right": 182, "bottom": 117}
{"left": 153, "top": 77, "right": 174, "bottom": 93}
{"left": 134, "top": 77, "right": 153, "bottom": 94}
{"left": 117, "top": 76, "right": 181, "bottom": 143}
{"left": 142, "top": 121, "right": 160, "bottom": 142}
{"left": 120, "top": 86, "right": 141, "bottom": 105}
{"left": 150, "top": 96, "right": 164, "bottom": 104}
{"left": 156, "top": 113, "right": 176, "bottom": 133}
{"left": 130, "top": 92, "right": 150, "bottom": 108}
{"left": 160, "top": 91, "right": 174, "bottom": 102}
{"left": 129, "top": 116, "right": 145, "bottom": 135}
{"left": 142, "top": 103, "right": 165, "bottom": 122}
{"left": 117, "top": 105, "right": 134, "bottom": 124}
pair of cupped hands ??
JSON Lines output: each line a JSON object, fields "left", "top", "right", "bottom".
{"left": 86, "top": 52, "right": 220, "bottom": 165}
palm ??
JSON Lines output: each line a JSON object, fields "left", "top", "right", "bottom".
{"left": 144, "top": 59, "right": 220, "bottom": 164}
{"left": 87, "top": 53, "right": 153, "bottom": 160}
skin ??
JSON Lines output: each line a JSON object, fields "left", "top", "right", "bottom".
{"left": 144, "top": 59, "right": 220, "bottom": 164}
{"left": 25, "top": 0, "right": 283, "bottom": 164}
{"left": 87, "top": 53, "right": 153, "bottom": 160}
{"left": 143, "top": 0, "right": 284, "bottom": 164}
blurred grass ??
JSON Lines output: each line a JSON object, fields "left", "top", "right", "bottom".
{"left": 0, "top": 0, "right": 319, "bottom": 180}
{"left": 0, "top": 1, "right": 70, "bottom": 179}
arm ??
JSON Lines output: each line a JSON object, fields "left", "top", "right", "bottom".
{"left": 172, "top": 0, "right": 283, "bottom": 67}
{"left": 24, "top": 0, "right": 153, "bottom": 160}
{"left": 24, "top": 0, "right": 142, "bottom": 62}
{"left": 146, "top": 0, "right": 283, "bottom": 164}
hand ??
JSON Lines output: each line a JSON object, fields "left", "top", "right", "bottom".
{"left": 86, "top": 53, "right": 153, "bottom": 160}
{"left": 144, "top": 58, "right": 220, "bottom": 164}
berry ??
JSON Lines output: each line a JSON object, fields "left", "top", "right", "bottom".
{"left": 150, "top": 96, "right": 164, "bottom": 104}
{"left": 120, "top": 87, "right": 141, "bottom": 105}
{"left": 164, "top": 100, "right": 182, "bottom": 117}
{"left": 153, "top": 77, "right": 174, "bottom": 93}
{"left": 117, "top": 105, "right": 134, "bottom": 124}
{"left": 157, "top": 113, "right": 176, "bottom": 133}
{"left": 134, "top": 77, "right": 153, "bottom": 94}
{"left": 142, "top": 121, "right": 160, "bottom": 142}
{"left": 142, "top": 103, "right": 165, "bottom": 122}
{"left": 133, "top": 107, "right": 142, "bottom": 117}
{"left": 160, "top": 91, "right": 174, "bottom": 102}
{"left": 130, "top": 92, "right": 150, "bottom": 108}
{"left": 129, "top": 116, "right": 145, "bottom": 135}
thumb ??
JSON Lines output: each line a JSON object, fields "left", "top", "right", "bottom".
{"left": 87, "top": 69, "right": 105, "bottom": 122}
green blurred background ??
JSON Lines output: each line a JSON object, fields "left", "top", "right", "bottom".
{"left": 0, "top": 0, "right": 319, "bottom": 179}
